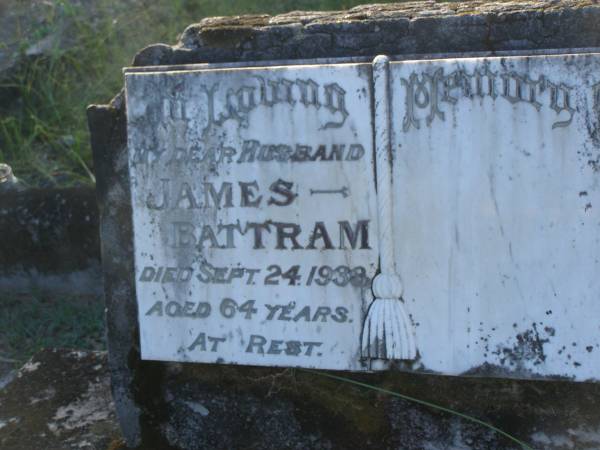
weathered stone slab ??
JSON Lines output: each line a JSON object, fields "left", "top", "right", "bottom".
{"left": 125, "top": 63, "right": 378, "bottom": 370}
{"left": 388, "top": 53, "right": 600, "bottom": 381}
{"left": 88, "top": 3, "right": 600, "bottom": 447}
{"left": 0, "top": 187, "right": 101, "bottom": 295}
{"left": 7, "top": 350, "right": 600, "bottom": 450}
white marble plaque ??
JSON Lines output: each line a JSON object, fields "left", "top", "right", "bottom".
{"left": 126, "top": 52, "right": 600, "bottom": 380}
{"left": 389, "top": 53, "right": 600, "bottom": 380}
{"left": 125, "top": 63, "right": 379, "bottom": 370}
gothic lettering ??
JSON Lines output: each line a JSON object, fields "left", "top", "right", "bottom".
{"left": 401, "top": 65, "right": 576, "bottom": 131}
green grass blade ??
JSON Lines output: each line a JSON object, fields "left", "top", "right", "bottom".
{"left": 301, "top": 369, "right": 533, "bottom": 450}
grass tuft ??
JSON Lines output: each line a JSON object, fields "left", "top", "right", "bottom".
{"left": 0, "top": 0, "right": 401, "bottom": 187}
{"left": 0, "top": 293, "right": 105, "bottom": 366}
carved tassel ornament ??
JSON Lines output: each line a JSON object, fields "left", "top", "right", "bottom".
{"left": 361, "top": 55, "right": 417, "bottom": 362}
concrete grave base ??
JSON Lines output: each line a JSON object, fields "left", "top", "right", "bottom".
{"left": 128, "top": 364, "right": 600, "bottom": 450}
{"left": 0, "top": 187, "right": 101, "bottom": 295}
{"left": 4, "top": 350, "right": 600, "bottom": 449}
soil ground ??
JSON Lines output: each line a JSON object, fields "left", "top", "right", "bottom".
{"left": 0, "top": 293, "right": 114, "bottom": 448}
{"left": 0, "top": 348, "right": 122, "bottom": 450}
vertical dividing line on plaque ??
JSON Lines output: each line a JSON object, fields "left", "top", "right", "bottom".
{"left": 361, "top": 55, "right": 417, "bottom": 366}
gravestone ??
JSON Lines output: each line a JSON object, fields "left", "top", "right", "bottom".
{"left": 124, "top": 52, "right": 600, "bottom": 379}
{"left": 387, "top": 53, "right": 600, "bottom": 379}
{"left": 89, "top": 3, "right": 600, "bottom": 449}
{"left": 125, "top": 63, "right": 378, "bottom": 370}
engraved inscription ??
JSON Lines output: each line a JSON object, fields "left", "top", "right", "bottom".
{"left": 401, "top": 64, "right": 575, "bottom": 131}
{"left": 186, "top": 77, "right": 348, "bottom": 133}
{"left": 126, "top": 62, "right": 378, "bottom": 370}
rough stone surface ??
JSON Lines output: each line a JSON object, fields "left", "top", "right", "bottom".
{"left": 0, "top": 187, "right": 101, "bottom": 295}
{"left": 5, "top": 351, "right": 600, "bottom": 449}
{"left": 132, "top": 1, "right": 600, "bottom": 68}
{"left": 87, "top": 2, "right": 600, "bottom": 449}
{"left": 154, "top": 366, "right": 600, "bottom": 449}
{"left": 0, "top": 349, "right": 121, "bottom": 450}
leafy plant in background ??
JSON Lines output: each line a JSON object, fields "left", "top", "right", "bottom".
{"left": 0, "top": 0, "right": 400, "bottom": 187}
